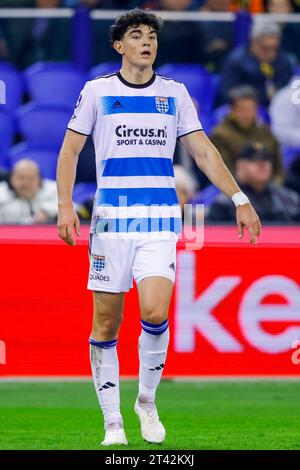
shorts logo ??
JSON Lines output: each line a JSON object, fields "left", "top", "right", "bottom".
{"left": 92, "top": 254, "right": 105, "bottom": 273}
{"left": 155, "top": 96, "right": 169, "bottom": 114}
{"left": 169, "top": 262, "right": 175, "bottom": 272}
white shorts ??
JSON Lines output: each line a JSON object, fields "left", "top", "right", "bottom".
{"left": 87, "top": 234, "right": 177, "bottom": 293}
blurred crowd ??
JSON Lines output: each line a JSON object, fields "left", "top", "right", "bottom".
{"left": 0, "top": 1, "right": 300, "bottom": 225}
{"left": 1, "top": 0, "right": 300, "bottom": 68}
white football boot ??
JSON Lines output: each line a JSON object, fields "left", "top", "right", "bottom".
{"left": 134, "top": 399, "right": 166, "bottom": 444}
{"left": 101, "top": 427, "right": 128, "bottom": 446}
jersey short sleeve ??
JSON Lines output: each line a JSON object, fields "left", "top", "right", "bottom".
{"left": 177, "top": 84, "right": 203, "bottom": 139}
{"left": 68, "top": 81, "right": 96, "bottom": 136}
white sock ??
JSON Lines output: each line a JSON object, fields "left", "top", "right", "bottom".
{"left": 89, "top": 337, "right": 123, "bottom": 430}
{"left": 138, "top": 319, "right": 170, "bottom": 410}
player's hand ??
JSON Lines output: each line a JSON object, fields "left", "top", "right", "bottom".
{"left": 236, "top": 204, "right": 261, "bottom": 245}
{"left": 57, "top": 204, "right": 80, "bottom": 246}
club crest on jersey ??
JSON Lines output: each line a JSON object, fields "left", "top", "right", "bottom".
{"left": 155, "top": 96, "right": 169, "bottom": 114}
{"left": 92, "top": 254, "right": 105, "bottom": 273}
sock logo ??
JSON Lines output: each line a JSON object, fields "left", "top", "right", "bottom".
{"left": 149, "top": 363, "right": 165, "bottom": 371}
{"left": 99, "top": 381, "right": 116, "bottom": 391}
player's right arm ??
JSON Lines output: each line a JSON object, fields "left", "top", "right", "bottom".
{"left": 56, "top": 129, "right": 87, "bottom": 246}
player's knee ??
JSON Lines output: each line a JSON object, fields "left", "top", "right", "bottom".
{"left": 92, "top": 315, "right": 121, "bottom": 340}
{"left": 142, "top": 306, "right": 168, "bottom": 325}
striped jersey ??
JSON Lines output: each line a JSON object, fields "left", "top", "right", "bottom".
{"left": 68, "top": 71, "right": 202, "bottom": 237}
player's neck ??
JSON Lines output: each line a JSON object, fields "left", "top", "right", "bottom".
{"left": 119, "top": 64, "right": 154, "bottom": 86}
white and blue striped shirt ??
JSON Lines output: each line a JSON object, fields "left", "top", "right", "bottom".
{"left": 68, "top": 71, "right": 202, "bottom": 237}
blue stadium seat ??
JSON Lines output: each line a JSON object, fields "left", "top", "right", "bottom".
{"left": 9, "top": 143, "right": 58, "bottom": 180}
{"left": 198, "top": 112, "right": 215, "bottom": 135}
{"left": 156, "top": 63, "right": 216, "bottom": 113}
{"left": 24, "top": 62, "right": 88, "bottom": 108}
{"left": 73, "top": 182, "right": 97, "bottom": 204}
{"left": 0, "top": 62, "right": 24, "bottom": 111}
{"left": 17, "top": 103, "right": 71, "bottom": 148}
{"left": 89, "top": 62, "right": 121, "bottom": 80}
{"left": 0, "top": 108, "right": 15, "bottom": 154}
{"left": 0, "top": 153, "right": 9, "bottom": 170}
{"left": 192, "top": 184, "right": 220, "bottom": 206}
{"left": 281, "top": 145, "right": 300, "bottom": 169}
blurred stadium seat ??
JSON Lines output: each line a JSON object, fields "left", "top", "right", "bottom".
{"left": 17, "top": 103, "right": 71, "bottom": 148}
{"left": 192, "top": 184, "right": 220, "bottom": 205}
{"left": 9, "top": 143, "right": 58, "bottom": 180}
{"left": 0, "top": 152, "right": 9, "bottom": 170}
{"left": 281, "top": 145, "right": 300, "bottom": 169}
{"left": 198, "top": 112, "right": 216, "bottom": 135}
{"left": 24, "top": 62, "right": 87, "bottom": 108}
{"left": 0, "top": 62, "right": 24, "bottom": 111}
{"left": 89, "top": 62, "right": 121, "bottom": 80}
{"left": 73, "top": 182, "right": 97, "bottom": 204}
{"left": 156, "top": 63, "right": 216, "bottom": 113}
{"left": 0, "top": 108, "right": 15, "bottom": 155}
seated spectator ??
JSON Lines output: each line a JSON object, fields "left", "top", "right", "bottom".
{"left": 210, "top": 85, "right": 285, "bottom": 183}
{"left": 206, "top": 142, "right": 300, "bottom": 223}
{"left": 0, "top": 159, "right": 58, "bottom": 224}
{"left": 270, "top": 75, "right": 300, "bottom": 147}
{"left": 219, "top": 21, "right": 293, "bottom": 106}
{"left": 285, "top": 154, "right": 300, "bottom": 196}
{"left": 198, "top": 0, "right": 233, "bottom": 72}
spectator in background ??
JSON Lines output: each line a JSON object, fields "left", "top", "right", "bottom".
{"left": 207, "top": 142, "right": 300, "bottom": 222}
{"left": 198, "top": 0, "right": 233, "bottom": 72}
{"left": 219, "top": 21, "right": 293, "bottom": 106}
{"left": 266, "top": 0, "right": 300, "bottom": 64}
{"left": 210, "top": 85, "right": 285, "bottom": 183}
{"left": 270, "top": 74, "right": 300, "bottom": 147}
{"left": 264, "top": 0, "right": 300, "bottom": 12}
{"left": 0, "top": 159, "right": 58, "bottom": 224}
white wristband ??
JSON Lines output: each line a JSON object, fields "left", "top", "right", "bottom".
{"left": 231, "top": 191, "right": 250, "bottom": 207}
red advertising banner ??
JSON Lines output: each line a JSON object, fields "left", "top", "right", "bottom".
{"left": 0, "top": 226, "right": 300, "bottom": 377}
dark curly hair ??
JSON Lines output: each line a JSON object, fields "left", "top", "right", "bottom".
{"left": 110, "top": 8, "right": 163, "bottom": 44}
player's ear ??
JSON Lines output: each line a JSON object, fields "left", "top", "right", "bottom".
{"left": 113, "top": 40, "right": 124, "bottom": 55}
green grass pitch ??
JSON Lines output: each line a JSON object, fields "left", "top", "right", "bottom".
{"left": 0, "top": 380, "right": 300, "bottom": 450}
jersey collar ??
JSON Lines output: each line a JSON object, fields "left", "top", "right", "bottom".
{"left": 117, "top": 71, "right": 156, "bottom": 88}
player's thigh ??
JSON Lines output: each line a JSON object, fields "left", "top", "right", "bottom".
{"left": 137, "top": 276, "right": 174, "bottom": 323}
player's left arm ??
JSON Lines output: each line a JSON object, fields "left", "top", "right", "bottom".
{"left": 180, "top": 130, "right": 262, "bottom": 244}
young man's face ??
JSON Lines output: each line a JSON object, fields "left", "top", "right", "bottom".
{"left": 114, "top": 24, "right": 158, "bottom": 69}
